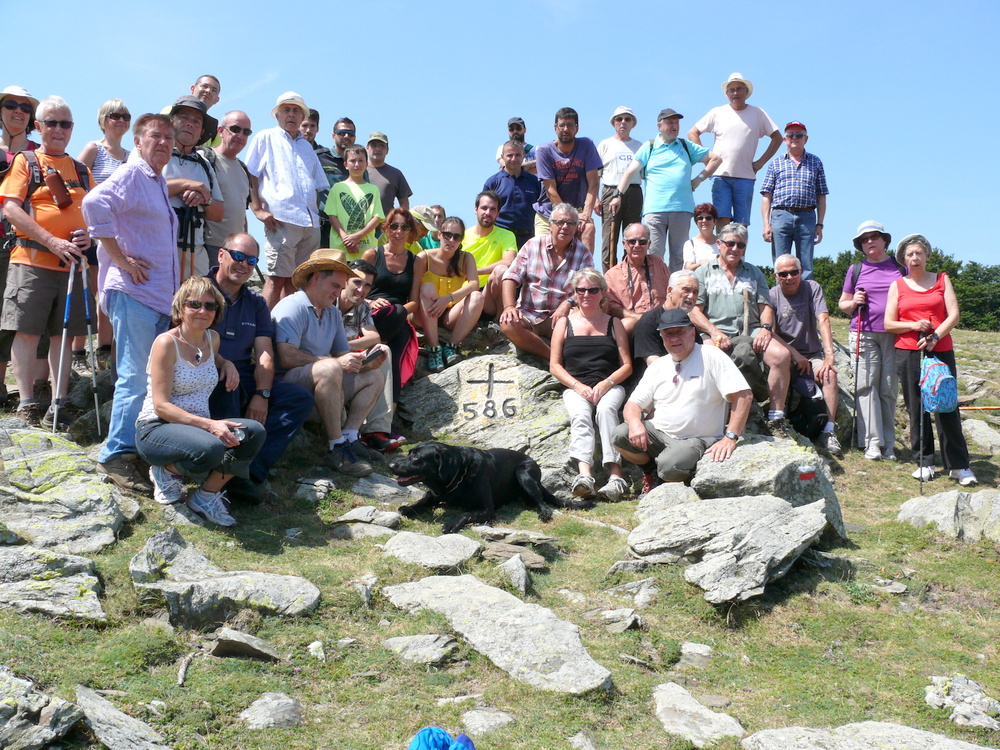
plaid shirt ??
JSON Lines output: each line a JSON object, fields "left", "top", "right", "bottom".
{"left": 503, "top": 234, "right": 595, "bottom": 324}
{"left": 759, "top": 151, "right": 828, "bottom": 209}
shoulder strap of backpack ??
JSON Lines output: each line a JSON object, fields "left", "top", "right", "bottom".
{"left": 678, "top": 138, "right": 694, "bottom": 164}
{"left": 850, "top": 261, "right": 862, "bottom": 288}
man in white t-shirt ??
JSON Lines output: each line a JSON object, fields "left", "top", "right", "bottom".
{"left": 596, "top": 106, "right": 642, "bottom": 271}
{"left": 612, "top": 308, "right": 752, "bottom": 494}
{"left": 688, "top": 73, "right": 781, "bottom": 231}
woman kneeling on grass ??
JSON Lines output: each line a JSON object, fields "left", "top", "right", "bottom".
{"left": 136, "top": 277, "right": 265, "bottom": 526}
{"left": 413, "top": 216, "right": 485, "bottom": 373}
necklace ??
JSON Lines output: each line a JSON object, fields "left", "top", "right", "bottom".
{"left": 177, "top": 329, "right": 208, "bottom": 364}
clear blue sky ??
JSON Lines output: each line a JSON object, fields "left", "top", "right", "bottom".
{"left": 13, "top": 0, "right": 998, "bottom": 268}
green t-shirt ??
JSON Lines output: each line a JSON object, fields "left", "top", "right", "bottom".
{"left": 324, "top": 181, "right": 384, "bottom": 251}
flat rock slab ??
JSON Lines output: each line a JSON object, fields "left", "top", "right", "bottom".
{"left": 629, "top": 496, "right": 827, "bottom": 603}
{"left": 382, "top": 531, "right": 481, "bottom": 572}
{"left": 336, "top": 505, "right": 402, "bottom": 528}
{"left": 653, "top": 682, "right": 745, "bottom": 747}
{"left": 926, "top": 674, "right": 1000, "bottom": 730}
{"left": 210, "top": 628, "right": 281, "bottom": 661}
{"left": 383, "top": 634, "right": 459, "bottom": 666}
{"left": 898, "top": 489, "right": 1000, "bottom": 543}
{"left": 636, "top": 483, "right": 701, "bottom": 521}
{"left": 350, "top": 474, "right": 424, "bottom": 502}
{"left": 740, "top": 720, "right": 996, "bottom": 749}
{"left": 129, "top": 528, "right": 320, "bottom": 629}
{"left": 384, "top": 574, "right": 612, "bottom": 694}
{"left": 678, "top": 642, "right": 714, "bottom": 670}
{"left": 75, "top": 685, "right": 172, "bottom": 750}
{"left": 691, "top": 435, "right": 845, "bottom": 539}
{"left": 0, "top": 666, "right": 83, "bottom": 750}
{"left": 328, "top": 523, "right": 397, "bottom": 540}
{"left": 963, "top": 419, "right": 1000, "bottom": 455}
{"left": 238, "top": 692, "right": 303, "bottom": 729}
{"left": 463, "top": 707, "right": 515, "bottom": 737}
{"left": 0, "top": 545, "right": 105, "bottom": 622}
{"left": 482, "top": 542, "right": 548, "bottom": 570}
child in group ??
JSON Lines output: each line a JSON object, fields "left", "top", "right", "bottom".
{"left": 325, "top": 144, "right": 384, "bottom": 261}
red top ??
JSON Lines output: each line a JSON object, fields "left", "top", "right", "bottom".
{"left": 893, "top": 273, "right": 953, "bottom": 352}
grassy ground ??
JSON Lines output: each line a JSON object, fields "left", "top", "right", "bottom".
{"left": 1, "top": 323, "right": 998, "bottom": 749}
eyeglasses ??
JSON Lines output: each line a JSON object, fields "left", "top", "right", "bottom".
{"left": 440, "top": 231, "right": 462, "bottom": 242}
{"left": 107, "top": 112, "right": 132, "bottom": 122}
{"left": 224, "top": 247, "right": 260, "bottom": 266}
{"left": 860, "top": 233, "right": 883, "bottom": 242}
{"left": 720, "top": 239, "right": 747, "bottom": 249}
{"left": 776, "top": 269, "right": 801, "bottom": 278}
{"left": 551, "top": 219, "right": 578, "bottom": 227}
{"left": 42, "top": 120, "right": 74, "bottom": 129}
{"left": 388, "top": 223, "right": 410, "bottom": 231}
{"left": 226, "top": 124, "right": 252, "bottom": 136}
{"left": 695, "top": 215, "right": 714, "bottom": 222}
{"left": 612, "top": 116, "right": 634, "bottom": 123}
{"left": 335, "top": 129, "right": 356, "bottom": 136}
{"left": 575, "top": 286, "right": 601, "bottom": 295}
{"left": 183, "top": 299, "right": 220, "bottom": 311}
{"left": 624, "top": 238, "right": 649, "bottom": 246}
{"left": 2, "top": 101, "right": 32, "bottom": 115}
{"left": 785, "top": 132, "right": 806, "bottom": 139}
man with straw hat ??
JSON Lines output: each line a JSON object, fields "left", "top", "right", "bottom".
{"left": 272, "top": 248, "right": 385, "bottom": 477}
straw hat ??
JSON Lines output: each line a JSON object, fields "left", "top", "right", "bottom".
{"left": 291, "top": 248, "right": 364, "bottom": 290}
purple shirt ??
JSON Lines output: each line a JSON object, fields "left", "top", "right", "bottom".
{"left": 841, "top": 257, "right": 905, "bottom": 333}
{"left": 533, "top": 137, "right": 602, "bottom": 218}
{"left": 83, "top": 151, "right": 179, "bottom": 316}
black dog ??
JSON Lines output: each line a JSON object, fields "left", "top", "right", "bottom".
{"left": 389, "top": 441, "right": 590, "bottom": 533}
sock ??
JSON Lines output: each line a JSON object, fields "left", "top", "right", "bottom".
{"left": 640, "top": 460, "right": 657, "bottom": 475}
{"left": 343, "top": 429, "right": 360, "bottom": 443}
{"left": 72, "top": 349, "right": 86, "bottom": 356}
{"left": 823, "top": 421, "right": 835, "bottom": 434}
{"left": 98, "top": 344, "right": 112, "bottom": 351}
{"left": 18, "top": 398, "right": 37, "bottom": 409}
{"left": 329, "top": 437, "right": 347, "bottom": 451}
{"left": 768, "top": 410, "right": 785, "bottom": 421}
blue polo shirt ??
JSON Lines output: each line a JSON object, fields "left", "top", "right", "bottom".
{"left": 483, "top": 169, "right": 542, "bottom": 232}
{"left": 635, "top": 137, "right": 709, "bottom": 214}
{"left": 272, "top": 289, "right": 350, "bottom": 375}
{"left": 208, "top": 269, "right": 275, "bottom": 375}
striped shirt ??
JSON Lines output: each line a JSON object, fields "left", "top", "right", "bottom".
{"left": 759, "top": 151, "right": 828, "bottom": 209}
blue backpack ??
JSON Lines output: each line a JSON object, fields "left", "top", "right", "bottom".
{"left": 920, "top": 355, "right": 958, "bottom": 413}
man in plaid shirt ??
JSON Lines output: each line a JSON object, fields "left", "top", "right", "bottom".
{"left": 759, "top": 121, "right": 828, "bottom": 280}
{"left": 500, "top": 203, "right": 595, "bottom": 359}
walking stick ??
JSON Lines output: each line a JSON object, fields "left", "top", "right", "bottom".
{"left": 177, "top": 206, "right": 192, "bottom": 282}
{"left": 52, "top": 261, "right": 77, "bottom": 433}
{"left": 852, "top": 289, "right": 866, "bottom": 449}
{"left": 918, "top": 348, "right": 926, "bottom": 495}
{"left": 80, "top": 259, "right": 101, "bottom": 437}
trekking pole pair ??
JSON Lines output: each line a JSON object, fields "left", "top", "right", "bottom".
{"left": 51, "top": 258, "right": 101, "bottom": 435}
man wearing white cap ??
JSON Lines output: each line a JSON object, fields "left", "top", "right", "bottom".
{"left": 688, "top": 73, "right": 781, "bottom": 231}
{"left": 245, "top": 92, "right": 327, "bottom": 308}
{"left": 596, "top": 106, "right": 642, "bottom": 271}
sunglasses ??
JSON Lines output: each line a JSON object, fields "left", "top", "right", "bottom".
{"left": 335, "top": 129, "right": 356, "bottom": 136}
{"left": 508, "top": 125, "right": 524, "bottom": 131}
{"left": 388, "top": 222, "right": 410, "bottom": 231}
{"left": 673, "top": 361, "right": 682, "bottom": 385}
{"left": 183, "top": 299, "right": 220, "bottom": 312}
{"left": 575, "top": 286, "right": 601, "bottom": 295}
{"left": 42, "top": 120, "right": 74, "bottom": 129}
{"left": 624, "top": 238, "right": 649, "bottom": 246}
{"left": 720, "top": 239, "right": 747, "bottom": 249}
{"left": 777, "top": 269, "right": 801, "bottom": 278}
{"left": 612, "top": 116, "right": 634, "bottom": 123}
{"left": 226, "top": 124, "right": 252, "bottom": 136}
{"left": 551, "top": 219, "right": 578, "bottom": 228}
{"left": 2, "top": 101, "right": 32, "bottom": 115}
{"left": 224, "top": 247, "right": 259, "bottom": 266}
{"left": 785, "top": 132, "right": 806, "bottom": 139}
{"left": 107, "top": 112, "right": 132, "bottom": 122}
{"left": 695, "top": 215, "right": 714, "bottom": 221}
{"left": 440, "top": 230, "right": 462, "bottom": 242}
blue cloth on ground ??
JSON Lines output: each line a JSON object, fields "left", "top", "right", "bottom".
{"left": 407, "top": 726, "right": 476, "bottom": 750}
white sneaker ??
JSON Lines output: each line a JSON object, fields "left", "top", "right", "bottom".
{"left": 818, "top": 432, "right": 843, "bottom": 457}
{"left": 188, "top": 488, "right": 236, "bottom": 526}
{"left": 149, "top": 465, "right": 185, "bottom": 505}
{"left": 571, "top": 474, "right": 596, "bottom": 497}
{"left": 949, "top": 469, "right": 978, "bottom": 487}
{"left": 911, "top": 466, "right": 935, "bottom": 481}
{"left": 864, "top": 441, "right": 882, "bottom": 460}
{"left": 598, "top": 476, "right": 630, "bottom": 502}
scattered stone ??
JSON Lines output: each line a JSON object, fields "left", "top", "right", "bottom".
{"left": 0, "top": 666, "right": 83, "bottom": 750}
{"left": 336, "top": 505, "right": 402, "bottom": 528}
{"left": 472, "top": 525, "right": 559, "bottom": 547}
{"left": 619, "top": 653, "right": 655, "bottom": 669}
{"left": 384, "top": 574, "right": 612, "bottom": 694}
{"left": 328, "top": 523, "right": 397, "bottom": 540}
{"left": 871, "top": 578, "right": 908, "bottom": 595}
{"left": 307, "top": 641, "right": 326, "bottom": 661}
{"left": 963, "top": 418, "right": 1000, "bottom": 455}
{"left": 498, "top": 553, "right": 529, "bottom": 594}
{"left": 605, "top": 559, "right": 651, "bottom": 576}
{"left": 700, "top": 694, "right": 731, "bottom": 709}
{"left": 568, "top": 730, "right": 599, "bottom": 750}
{"left": 75, "top": 685, "right": 172, "bottom": 750}
{"left": 351, "top": 473, "right": 424, "bottom": 502}
{"left": 482, "top": 541, "right": 547, "bottom": 570}
{"left": 294, "top": 477, "right": 336, "bottom": 503}
{"left": 462, "top": 707, "right": 515, "bottom": 737}
{"left": 0, "top": 545, "right": 105, "bottom": 622}
{"left": 284, "top": 527, "right": 303, "bottom": 542}
{"left": 605, "top": 578, "right": 659, "bottom": 607}
{"left": 209, "top": 628, "right": 281, "bottom": 661}
{"left": 740, "top": 720, "right": 994, "bottom": 749}
{"left": 129, "top": 528, "right": 321, "bottom": 629}
{"left": 352, "top": 573, "right": 377, "bottom": 608}
{"left": 558, "top": 589, "right": 589, "bottom": 606}
{"left": 925, "top": 674, "right": 1000, "bottom": 730}
{"left": 600, "top": 608, "right": 642, "bottom": 633}
{"left": 653, "top": 682, "right": 745, "bottom": 747}
{"left": 636, "top": 483, "right": 701, "bottom": 521}
{"left": 437, "top": 693, "right": 483, "bottom": 707}
{"left": 382, "top": 531, "right": 481, "bottom": 572}
{"left": 238, "top": 692, "right": 303, "bottom": 730}
{"left": 337, "top": 638, "right": 357, "bottom": 649}
{"left": 383, "top": 634, "right": 459, "bottom": 666}
{"left": 898, "top": 489, "right": 1000, "bottom": 543}
{"left": 678, "top": 642, "right": 713, "bottom": 670}
{"left": 629, "top": 496, "right": 827, "bottom": 603}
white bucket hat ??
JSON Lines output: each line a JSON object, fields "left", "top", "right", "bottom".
{"left": 271, "top": 91, "right": 309, "bottom": 118}
{"left": 609, "top": 106, "right": 636, "bottom": 125}
{"left": 721, "top": 73, "right": 753, "bottom": 98}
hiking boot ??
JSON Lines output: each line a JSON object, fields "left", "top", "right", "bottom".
{"left": 96, "top": 346, "right": 113, "bottom": 371}
{"left": 325, "top": 442, "right": 373, "bottom": 477}
{"left": 349, "top": 438, "right": 381, "bottom": 464}
{"left": 71, "top": 351, "right": 92, "bottom": 378}
{"left": 949, "top": 468, "right": 978, "bottom": 487}
{"left": 598, "top": 476, "right": 630, "bottom": 502}
{"left": 97, "top": 453, "right": 154, "bottom": 494}
{"left": 912, "top": 465, "right": 935, "bottom": 481}
{"left": 640, "top": 469, "right": 662, "bottom": 496}
{"left": 363, "top": 431, "right": 405, "bottom": 453}
{"left": 817, "top": 431, "right": 843, "bottom": 457}
{"left": 225, "top": 476, "right": 263, "bottom": 506}
{"left": 149, "top": 464, "right": 186, "bottom": 505}
{"left": 15, "top": 402, "right": 43, "bottom": 428}
{"left": 881, "top": 446, "right": 897, "bottom": 461}
{"left": 766, "top": 417, "right": 790, "bottom": 439}
{"left": 0, "top": 383, "right": 7, "bottom": 408}
{"left": 441, "top": 342, "right": 464, "bottom": 367}
{"left": 41, "top": 404, "right": 73, "bottom": 431}
{"left": 187, "top": 488, "right": 236, "bottom": 526}
{"left": 571, "top": 473, "right": 596, "bottom": 497}
{"left": 426, "top": 346, "right": 445, "bottom": 373}
{"left": 32, "top": 379, "right": 52, "bottom": 411}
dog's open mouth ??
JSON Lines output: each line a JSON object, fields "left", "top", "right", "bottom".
{"left": 394, "top": 474, "right": 423, "bottom": 486}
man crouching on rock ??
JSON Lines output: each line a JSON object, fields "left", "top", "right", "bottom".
{"left": 612, "top": 309, "right": 752, "bottom": 496}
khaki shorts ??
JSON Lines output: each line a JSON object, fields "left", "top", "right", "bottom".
{"left": 264, "top": 223, "right": 320, "bottom": 278}
{"left": 282, "top": 361, "right": 357, "bottom": 402}
{"left": 1, "top": 262, "right": 92, "bottom": 337}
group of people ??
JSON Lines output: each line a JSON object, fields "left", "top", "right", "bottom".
{"left": 0, "top": 71, "right": 975, "bottom": 527}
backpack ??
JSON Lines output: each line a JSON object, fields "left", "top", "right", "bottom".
{"left": 198, "top": 146, "right": 251, "bottom": 208}
{"left": 2, "top": 150, "right": 91, "bottom": 252}
{"left": 919, "top": 355, "right": 958, "bottom": 413}
{"left": 639, "top": 137, "right": 695, "bottom": 180}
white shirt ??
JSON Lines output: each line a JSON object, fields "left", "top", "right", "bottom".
{"left": 693, "top": 104, "right": 778, "bottom": 180}
{"left": 244, "top": 126, "right": 327, "bottom": 227}
{"left": 597, "top": 136, "right": 643, "bottom": 187}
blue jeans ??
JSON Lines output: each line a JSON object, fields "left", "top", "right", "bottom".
{"left": 99, "top": 291, "right": 171, "bottom": 463}
{"left": 769, "top": 208, "right": 817, "bottom": 280}
{"left": 209, "top": 373, "right": 314, "bottom": 483}
{"left": 136, "top": 417, "right": 265, "bottom": 481}
{"left": 711, "top": 176, "right": 756, "bottom": 226}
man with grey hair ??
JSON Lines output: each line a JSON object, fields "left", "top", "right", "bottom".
{"left": 596, "top": 106, "right": 642, "bottom": 270}
{"left": 770, "top": 253, "right": 841, "bottom": 455}
{"left": 633, "top": 269, "right": 702, "bottom": 365}
{"left": 603, "top": 222, "right": 669, "bottom": 335}
{"left": 201, "top": 110, "right": 251, "bottom": 256}
{"left": 690, "top": 223, "right": 792, "bottom": 436}
{"left": 500, "top": 203, "right": 595, "bottom": 359}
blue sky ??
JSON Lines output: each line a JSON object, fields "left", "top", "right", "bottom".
{"left": 13, "top": 0, "right": 999, "bottom": 268}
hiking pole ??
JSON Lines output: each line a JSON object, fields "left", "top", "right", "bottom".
{"left": 186, "top": 208, "right": 198, "bottom": 281}
{"left": 79, "top": 258, "right": 101, "bottom": 437}
{"left": 918, "top": 348, "right": 926, "bottom": 496}
{"left": 177, "top": 206, "right": 192, "bottom": 282}
{"left": 52, "top": 260, "right": 77, "bottom": 433}
{"left": 852, "top": 289, "right": 866, "bottom": 449}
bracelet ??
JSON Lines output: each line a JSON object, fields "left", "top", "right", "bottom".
{"left": 816, "top": 223, "right": 824, "bottom": 228}
{"left": 449, "top": 293, "right": 454, "bottom": 303}
{"left": 607, "top": 378, "right": 616, "bottom": 387}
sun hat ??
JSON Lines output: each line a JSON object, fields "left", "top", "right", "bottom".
{"left": 721, "top": 72, "right": 753, "bottom": 98}
{"left": 410, "top": 206, "right": 438, "bottom": 233}
{"left": 270, "top": 91, "right": 309, "bottom": 118}
{"left": 895, "top": 233, "right": 931, "bottom": 265}
{"left": 0, "top": 85, "right": 39, "bottom": 110}
{"left": 291, "top": 248, "right": 364, "bottom": 290}
{"left": 368, "top": 131, "right": 389, "bottom": 145}
{"left": 852, "top": 220, "right": 891, "bottom": 251}
{"left": 656, "top": 308, "right": 694, "bottom": 331}
{"left": 610, "top": 106, "right": 636, "bottom": 125}
{"left": 169, "top": 95, "right": 218, "bottom": 146}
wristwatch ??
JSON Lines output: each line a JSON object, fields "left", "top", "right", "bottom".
{"left": 611, "top": 188, "right": 623, "bottom": 199}
{"left": 724, "top": 430, "right": 740, "bottom": 441}
{"left": 761, "top": 324, "right": 773, "bottom": 331}
{"left": 254, "top": 389, "right": 271, "bottom": 399}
